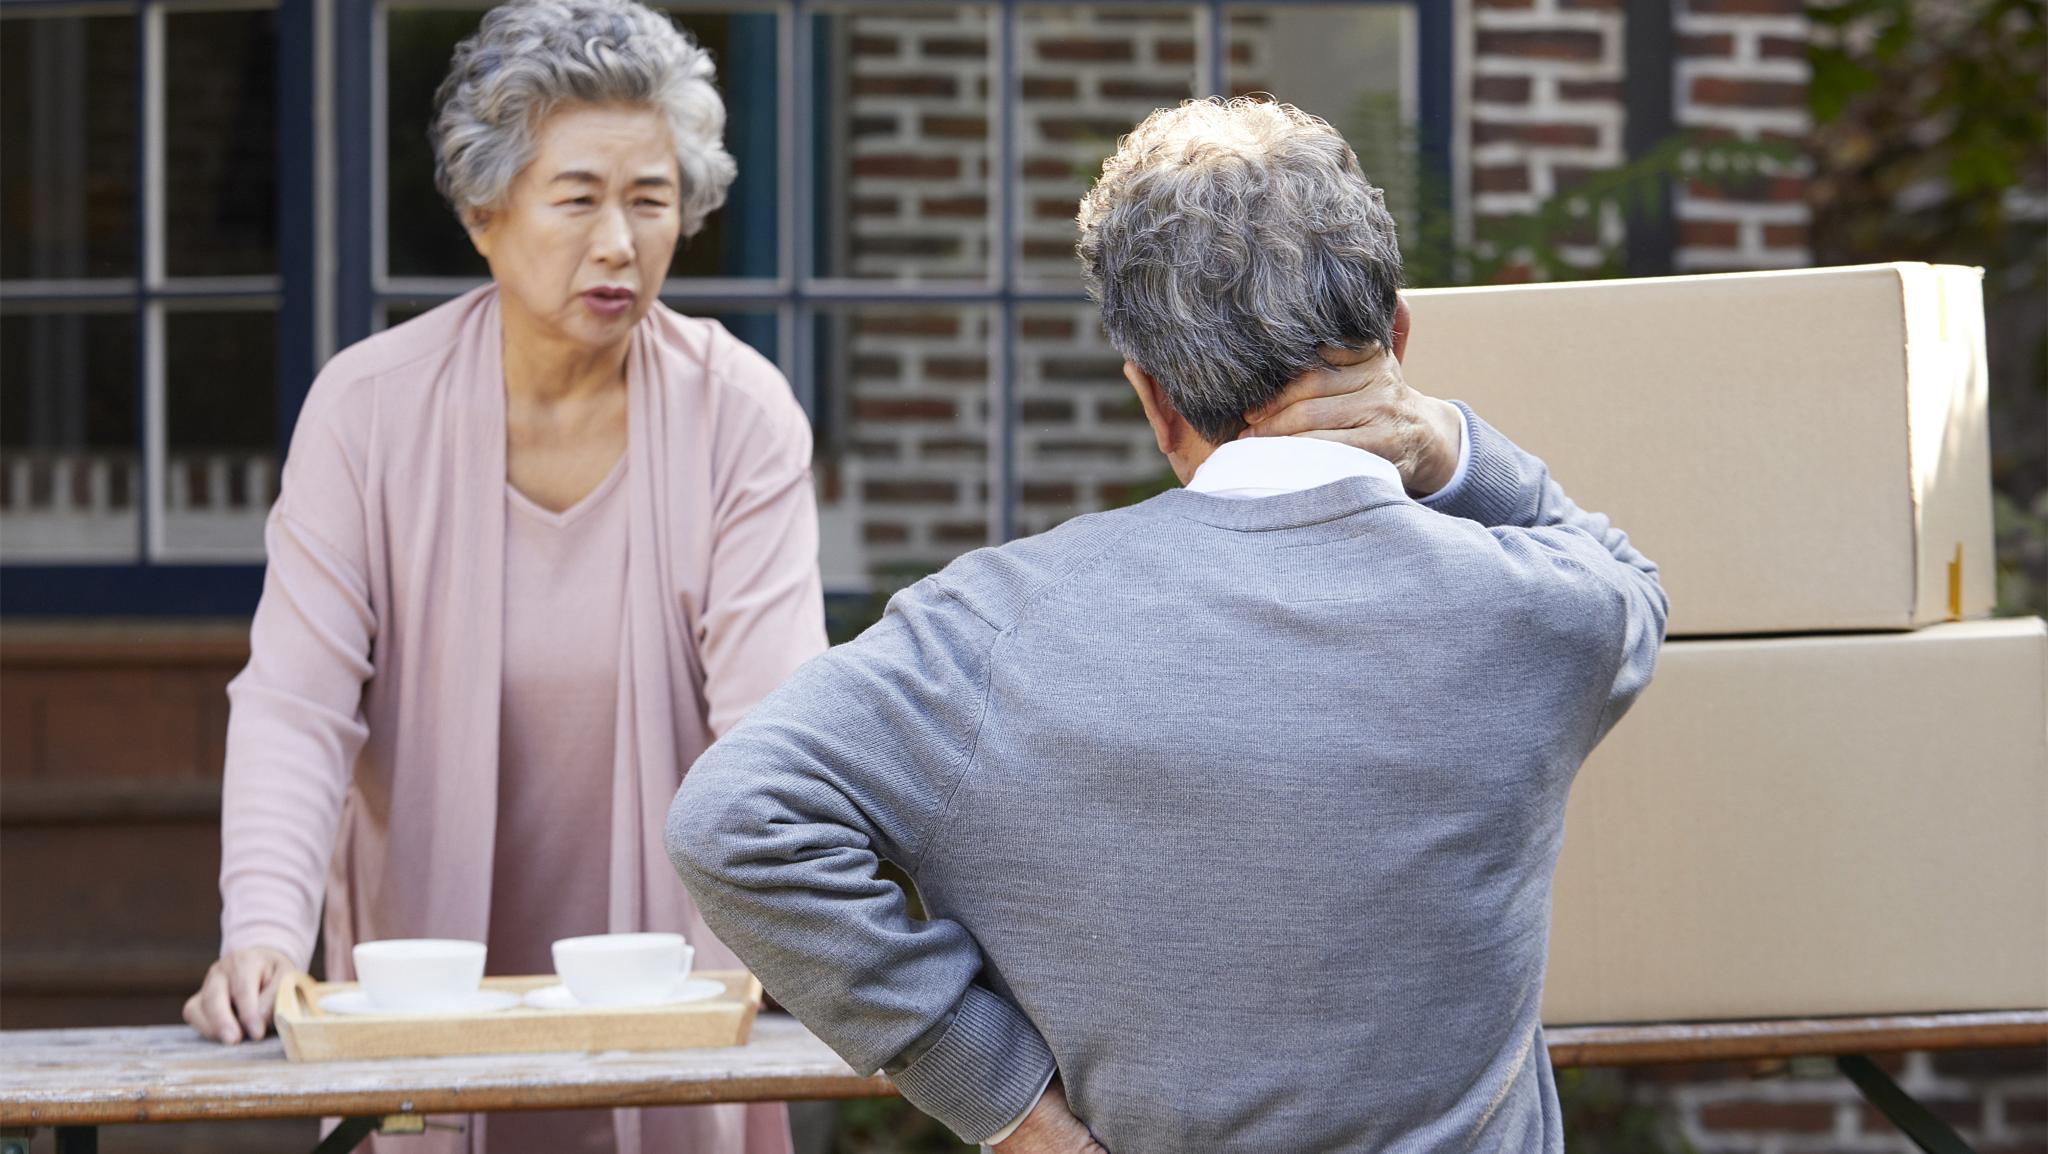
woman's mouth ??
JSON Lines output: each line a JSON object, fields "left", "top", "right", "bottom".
{"left": 581, "top": 286, "right": 636, "bottom": 318}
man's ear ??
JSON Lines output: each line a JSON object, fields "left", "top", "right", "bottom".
{"left": 1123, "top": 361, "right": 1178, "bottom": 459}
{"left": 1391, "top": 294, "right": 1411, "bottom": 364}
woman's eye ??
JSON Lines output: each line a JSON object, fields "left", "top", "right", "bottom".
{"left": 562, "top": 196, "right": 595, "bottom": 207}
{"left": 636, "top": 199, "right": 668, "bottom": 209}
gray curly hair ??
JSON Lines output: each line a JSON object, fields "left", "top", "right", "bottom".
{"left": 1077, "top": 97, "right": 1404, "bottom": 444}
{"left": 430, "top": 0, "right": 736, "bottom": 237}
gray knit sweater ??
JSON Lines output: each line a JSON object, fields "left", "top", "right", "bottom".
{"left": 668, "top": 405, "right": 1667, "bottom": 1152}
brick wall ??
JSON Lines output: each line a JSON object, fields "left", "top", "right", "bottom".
{"left": 1470, "top": 0, "right": 1630, "bottom": 273}
{"left": 1672, "top": 0, "right": 1812, "bottom": 269}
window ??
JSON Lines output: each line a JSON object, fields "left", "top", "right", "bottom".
{"left": 3, "top": 0, "right": 1447, "bottom": 614}
{"left": 1, "top": 0, "right": 313, "bottom": 611}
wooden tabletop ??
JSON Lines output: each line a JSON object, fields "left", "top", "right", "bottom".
{"left": 4, "top": 1011, "right": 2043, "bottom": 1127}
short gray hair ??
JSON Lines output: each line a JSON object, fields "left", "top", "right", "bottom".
{"left": 1077, "top": 98, "right": 1403, "bottom": 444}
{"left": 431, "top": 0, "right": 736, "bottom": 236}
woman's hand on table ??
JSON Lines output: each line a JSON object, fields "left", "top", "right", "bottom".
{"left": 183, "top": 946, "right": 293, "bottom": 1044}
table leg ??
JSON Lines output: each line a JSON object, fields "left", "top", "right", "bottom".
{"left": 52, "top": 1129, "right": 96, "bottom": 1154}
{"left": 310, "top": 1117, "right": 381, "bottom": 1154}
{"left": 1837, "top": 1054, "right": 1976, "bottom": 1154}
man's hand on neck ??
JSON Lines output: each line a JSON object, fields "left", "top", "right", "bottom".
{"left": 1237, "top": 344, "right": 1464, "bottom": 499}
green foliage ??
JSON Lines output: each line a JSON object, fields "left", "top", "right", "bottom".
{"left": 1556, "top": 1068, "right": 1697, "bottom": 1154}
{"left": 1808, "top": 0, "right": 2048, "bottom": 616}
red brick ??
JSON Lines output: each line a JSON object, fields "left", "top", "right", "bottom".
{"left": 1095, "top": 399, "right": 1147, "bottom": 424}
{"left": 1042, "top": 356, "right": 1124, "bottom": 382}
{"left": 851, "top": 354, "right": 902, "bottom": 377}
{"left": 1561, "top": 0, "right": 1621, "bottom": 7}
{"left": 850, "top": 114, "right": 897, "bottom": 138}
{"left": 1155, "top": 38, "right": 1194, "bottom": 64}
{"left": 920, "top": 115, "right": 986, "bottom": 140}
{"left": 1038, "top": 117, "right": 1134, "bottom": 143}
{"left": 1760, "top": 35, "right": 1809, "bottom": 59}
{"left": 1475, "top": 0, "right": 1535, "bottom": 8}
{"left": 1022, "top": 238, "right": 1077, "bottom": 261}
{"left": 1474, "top": 76, "right": 1532, "bottom": 103}
{"left": 1021, "top": 482, "right": 1076, "bottom": 505}
{"left": 1932, "top": 1048, "right": 2048, "bottom": 1080}
{"left": 1861, "top": 1098, "right": 1982, "bottom": 1134}
{"left": 921, "top": 195, "right": 987, "bottom": 218}
{"left": 1475, "top": 30, "right": 1605, "bottom": 61}
{"left": 1099, "top": 78, "right": 1194, "bottom": 101}
{"left": 851, "top": 75, "right": 956, "bottom": 98}
{"left": 1691, "top": 76, "right": 1806, "bottom": 109}
{"left": 863, "top": 522, "right": 909, "bottom": 545}
{"left": 850, "top": 34, "right": 898, "bottom": 57}
{"left": 925, "top": 357, "right": 990, "bottom": 382}
{"left": 1020, "top": 316, "right": 1075, "bottom": 339}
{"left": 1021, "top": 399, "right": 1075, "bottom": 422}
{"left": 1034, "top": 196, "right": 1079, "bottom": 221}
{"left": 853, "top": 398, "right": 956, "bottom": 422}
{"left": 1474, "top": 165, "right": 1533, "bottom": 193}
{"left": 1698, "top": 1101, "right": 1837, "bottom": 1132}
{"left": 1688, "top": 0, "right": 1803, "bottom": 11}
{"left": 1022, "top": 76, "right": 1079, "bottom": 100}
{"left": 1558, "top": 80, "right": 1624, "bottom": 102}
{"left": 1473, "top": 121, "right": 1603, "bottom": 147}
{"left": 1686, "top": 175, "right": 1806, "bottom": 202}
{"left": 850, "top": 236, "right": 958, "bottom": 259}
{"left": 1763, "top": 223, "right": 1810, "bottom": 248}
{"left": 850, "top": 196, "right": 897, "bottom": 218}
{"left": 1680, "top": 33, "right": 1736, "bottom": 56}
{"left": 856, "top": 314, "right": 955, "bottom": 338}
{"left": 2006, "top": 1095, "right": 2048, "bottom": 1125}
{"left": 1679, "top": 220, "right": 1741, "bottom": 247}
{"left": 1552, "top": 163, "right": 1603, "bottom": 191}
{"left": 851, "top": 155, "right": 960, "bottom": 180}
{"left": 863, "top": 480, "right": 956, "bottom": 504}
{"left": 1023, "top": 156, "right": 1073, "bottom": 179}
{"left": 932, "top": 521, "right": 990, "bottom": 544}
{"left": 920, "top": 36, "right": 987, "bottom": 58}
{"left": 1036, "top": 38, "right": 1134, "bottom": 63}
{"left": 919, "top": 440, "right": 987, "bottom": 460}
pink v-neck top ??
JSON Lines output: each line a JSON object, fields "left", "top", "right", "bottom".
{"left": 488, "top": 457, "right": 631, "bottom": 975}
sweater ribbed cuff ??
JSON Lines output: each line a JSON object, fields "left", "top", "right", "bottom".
{"left": 888, "top": 985, "right": 1058, "bottom": 1144}
{"left": 1426, "top": 402, "right": 1538, "bottom": 529}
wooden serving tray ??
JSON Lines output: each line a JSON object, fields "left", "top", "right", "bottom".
{"left": 276, "top": 970, "right": 763, "bottom": 1062}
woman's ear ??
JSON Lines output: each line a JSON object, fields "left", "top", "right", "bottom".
{"left": 464, "top": 208, "right": 494, "bottom": 260}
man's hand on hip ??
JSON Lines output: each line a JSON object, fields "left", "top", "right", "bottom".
{"left": 995, "top": 1079, "right": 1107, "bottom": 1154}
{"left": 1239, "top": 344, "right": 1463, "bottom": 499}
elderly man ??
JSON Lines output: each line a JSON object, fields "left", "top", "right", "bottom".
{"left": 668, "top": 98, "right": 1667, "bottom": 1153}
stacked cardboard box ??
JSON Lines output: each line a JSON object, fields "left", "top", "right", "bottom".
{"left": 1402, "top": 264, "right": 2047, "bottom": 1024}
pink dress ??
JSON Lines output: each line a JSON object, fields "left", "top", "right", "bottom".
{"left": 218, "top": 287, "right": 825, "bottom": 1154}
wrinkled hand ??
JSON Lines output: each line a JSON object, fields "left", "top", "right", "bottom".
{"left": 183, "top": 947, "right": 293, "bottom": 1044}
{"left": 997, "top": 1079, "right": 1107, "bottom": 1154}
{"left": 1240, "top": 345, "right": 1463, "bottom": 499}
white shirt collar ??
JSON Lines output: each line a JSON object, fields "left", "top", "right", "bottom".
{"left": 1184, "top": 435, "right": 1406, "bottom": 500}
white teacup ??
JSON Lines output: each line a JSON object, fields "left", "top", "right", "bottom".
{"left": 352, "top": 939, "right": 487, "bottom": 1012}
{"left": 551, "top": 932, "right": 694, "bottom": 1007}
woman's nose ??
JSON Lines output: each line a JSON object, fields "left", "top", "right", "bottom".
{"left": 591, "top": 204, "right": 635, "bottom": 265}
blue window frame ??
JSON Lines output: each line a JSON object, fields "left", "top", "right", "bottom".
{"left": 2, "top": 0, "right": 1451, "bottom": 616}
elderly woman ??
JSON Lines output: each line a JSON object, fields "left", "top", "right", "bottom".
{"left": 180, "top": 2, "right": 819, "bottom": 1151}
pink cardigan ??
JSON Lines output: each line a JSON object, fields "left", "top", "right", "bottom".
{"left": 219, "top": 287, "right": 826, "bottom": 1152}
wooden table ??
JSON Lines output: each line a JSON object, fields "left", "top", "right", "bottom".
{"left": 3, "top": 1011, "right": 2041, "bottom": 1153}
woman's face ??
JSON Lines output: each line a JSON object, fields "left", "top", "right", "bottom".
{"left": 468, "top": 103, "right": 683, "bottom": 351}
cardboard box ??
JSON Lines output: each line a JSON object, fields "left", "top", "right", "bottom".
{"left": 1403, "top": 263, "right": 1995, "bottom": 637}
{"left": 1540, "top": 618, "right": 2048, "bottom": 1025}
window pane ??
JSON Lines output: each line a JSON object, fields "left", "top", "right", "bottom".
{"left": 383, "top": 6, "right": 781, "bottom": 282}
{"left": 0, "top": 309, "right": 140, "bottom": 561}
{"left": 161, "top": 308, "right": 276, "bottom": 557}
{"left": 1223, "top": 6, "right": 1420, "bottom": 228}
{"left": 812, "top": 305, "right": 993, "bottom": 591}
{"left": 164, "top": 9, "right": 280, "bottom": 278}
{"left": 0, "top": 13, "right": 138, "bottom": 281}
{"left": 1011, "top": 304, "right": 1166, "bottom": 539}
{"left": 1013, "top": 6, "right": 1200, "bottom": 289}
{"left": 813, "top": 5, "right": 994, "bottom": 282}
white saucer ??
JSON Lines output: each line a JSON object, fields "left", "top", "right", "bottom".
{"left": 523, "top": 977, "right": 724, "bottom": 1011}
{"left": 320, "top": 989, "right": 522, "bottom": 1017}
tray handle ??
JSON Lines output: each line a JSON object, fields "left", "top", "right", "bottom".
{"left": 281, "top": 969, "right": 322, "bottom": 1019}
